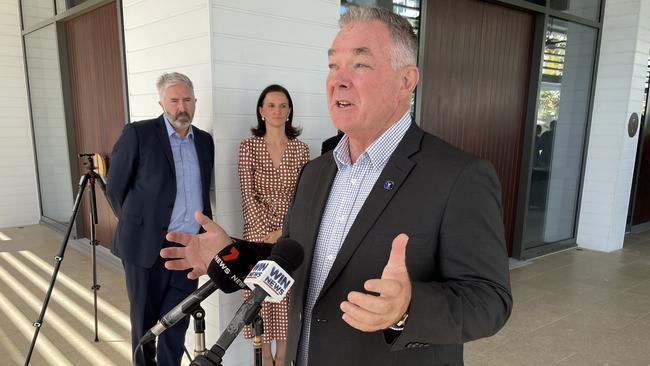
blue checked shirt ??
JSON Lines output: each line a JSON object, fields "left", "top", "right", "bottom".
{"left": 297, "top": 112, "right": 411, "bottom": 366}
{"left": 164, "top": 116, "right": 203, "bottom": 234}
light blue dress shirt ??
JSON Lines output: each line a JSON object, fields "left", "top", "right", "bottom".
{"left": 297, "top": 112, "right": 412, "bottom": 366}
{"left": 164, "top": 116, "right": 203, "bottom": 234}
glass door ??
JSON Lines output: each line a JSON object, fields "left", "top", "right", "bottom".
{"left": 522, "top": 17, "right": 598, "bottom": 255}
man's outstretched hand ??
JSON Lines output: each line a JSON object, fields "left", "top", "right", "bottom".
{"left": 340, "top": 234, "right": 411, "bottom": 332}
{"left": 160, "top": 211, "right": 232, "bottom": 280}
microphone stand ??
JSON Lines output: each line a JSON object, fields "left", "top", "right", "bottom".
{"left": 192, "top": 306, "right": 207, "bottom": 357}
{"left": 251, "top": 315, "right": 264, "bottom": 366}
{"left": 190, "top": 288, "right": 267, "bottom": 365}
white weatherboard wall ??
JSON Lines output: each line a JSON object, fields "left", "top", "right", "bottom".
{"left": 0, "top": 0, "right": 39, "bottom": 228}
{"left": 208, "top": 2, "right": 338, "bottom": 365}
{"left": 577, "top": 0, "right": 650, "bottom": 252}
{"left": 122, "top": 0, "right": 214, "bottom": 133}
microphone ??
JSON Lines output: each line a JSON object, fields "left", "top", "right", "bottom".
{"left": 190, "top": 239, "right": 304, "bottom": 366}
{"left": 139, "top": 240, "right": 263, "bottom": 345}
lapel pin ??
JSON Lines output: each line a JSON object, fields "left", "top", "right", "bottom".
{"left": 383, "top": 180, "right": 395, "bottom": 190}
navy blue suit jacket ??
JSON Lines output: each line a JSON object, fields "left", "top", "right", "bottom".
{"left": 107, "top": 115, "right": 214, "bottom": 269}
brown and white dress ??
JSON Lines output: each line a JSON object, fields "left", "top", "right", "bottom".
{"left": 239, "top": 135, "right": 310, "bottom": 341}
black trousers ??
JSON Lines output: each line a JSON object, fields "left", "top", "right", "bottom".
{"left": 123, "top": 251, "right": 197, "bottom": 366}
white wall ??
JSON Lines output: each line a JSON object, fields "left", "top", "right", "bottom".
{"left": 122, "top": 0, "right": 213, "bottom": 133}
{"left": 577, "top": 0, "right": 650, "bottom": 252}
{"left": 207, "top": 2, "right": 339, "bottom": 365}
{"left": 0, "top": 0, "right": 40, "bottom": 228}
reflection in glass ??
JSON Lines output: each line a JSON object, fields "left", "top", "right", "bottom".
{"left": 55, "top": 0, "right": 92, "bottom": 14}
{"left": 524, "top": 18, "right": 597, "bottom": 248}
{"left": 550, "top": 0, "right": 601, "bottom": 22}
{"left": 641, "top": 54, "right": 649, "bottom": 140}
{"left": 55, "top": 0, "right": 66, "bottom": 14}
{"left": 25, "top": 24, "right": 74, "bottom": 224}
{"left": 21, "top": 0, "right": 55, "bottom": 29}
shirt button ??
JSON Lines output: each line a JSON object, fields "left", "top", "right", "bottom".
{"left": 326, "top": 255, "right": 334, "bottom": 261}
{"left": 337, "top": 215, "right": 344, "bottom": 222}
{"left": 350, "top": 178, "right": 357, "bottom": 185}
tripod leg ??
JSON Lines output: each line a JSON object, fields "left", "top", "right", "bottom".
{"left": 24, "top": 174, "right": 89, "bottom": 365}
{"left": 88, "top": 177, "right": 100, "bottom": 342}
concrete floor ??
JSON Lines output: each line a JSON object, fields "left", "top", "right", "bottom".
{"left": 466, "top": 231, "right": 650, "bottom": 365}
{"left": 0, "top": 224, "right": 649, "bottom": 365}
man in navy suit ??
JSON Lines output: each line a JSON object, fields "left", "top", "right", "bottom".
{"left": 107, "top": 72, "right": 214, "bottom": 365}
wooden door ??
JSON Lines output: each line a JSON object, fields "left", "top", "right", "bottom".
{"left": 66, "top": 2, "right": 125, "bottom": 248}
{"left": 419, "top": 0, "right": 534, "bottom": 255}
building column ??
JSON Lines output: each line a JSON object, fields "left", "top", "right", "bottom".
{"left": 577, "top": 0, "right": 650, "bottom": 252}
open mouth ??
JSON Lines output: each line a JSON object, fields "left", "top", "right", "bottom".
{"left": 336, "top": 100, "right": 353, "bottom": 108}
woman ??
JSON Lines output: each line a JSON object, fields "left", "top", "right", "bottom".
{"left": 239, "top": 84, "right": 310, "bottom": 366}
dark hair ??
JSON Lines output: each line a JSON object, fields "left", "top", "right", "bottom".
{"left": 251, "top": 84, "right": 302, "bottom": 139}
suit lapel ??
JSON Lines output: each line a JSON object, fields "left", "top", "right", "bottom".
{"left": 318, "top": 124, "right": 424, "bottom": 299}
{"left": 156, "top": 115, "right": 175, "bottom": 175}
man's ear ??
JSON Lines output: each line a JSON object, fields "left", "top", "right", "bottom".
{"left": 400, "top": 66, "right": 419, "bottom": 98}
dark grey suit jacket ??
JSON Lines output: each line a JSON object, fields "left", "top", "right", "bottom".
{"left": 284, "top": 123, "right": 512, "bottom": 366}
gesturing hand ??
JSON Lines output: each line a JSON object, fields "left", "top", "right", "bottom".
{"left": 160, "top": 211, "right": 233, "bottom": 280}
{"left": 340, "top": 234, "right": 411, "bottom": 332}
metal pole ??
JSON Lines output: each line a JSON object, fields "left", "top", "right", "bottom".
{"left": 24, "top": 174, "right": 89, "bottom": 365}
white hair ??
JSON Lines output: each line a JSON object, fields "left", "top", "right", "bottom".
{"left": 340, "top": 6, "right": 418, "bottom": 69}
{"left": 156, "top": 72, "right": 194, "bottom": 99}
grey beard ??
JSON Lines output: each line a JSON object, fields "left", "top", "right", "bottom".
{"left": 170, "top": 118, "right": 191, "bottom": 130}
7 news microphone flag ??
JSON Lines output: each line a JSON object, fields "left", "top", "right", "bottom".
{"left": 139, "top": 239, "right": 264, "bottom": 345}
{"left": 190, "top": 239, "right": 304, "bottom": 366}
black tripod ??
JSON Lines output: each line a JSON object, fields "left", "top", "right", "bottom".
{"left": 24, "top": 153, "right": 108, "bottom": 365}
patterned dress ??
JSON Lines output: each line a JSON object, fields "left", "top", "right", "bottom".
{"left": 239, "top": 135, "right": 310, "bottom": 341}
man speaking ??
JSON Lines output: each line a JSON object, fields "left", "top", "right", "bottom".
{"left": 162, "top": 7, "right": 511, "bottom": 366}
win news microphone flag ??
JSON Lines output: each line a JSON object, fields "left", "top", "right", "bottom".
{"left": 139, "top": 239, "right": 268, "bottom": 345}
{"left": 244, "top": 258, "right": 294, "bottom": 303}
{"left": 190, "top": 238, "right": 304, "bottom": 366}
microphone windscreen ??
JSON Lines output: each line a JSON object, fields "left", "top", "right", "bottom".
{"left": 268, "top": 239, "right": 304, "bottom": 274}
{"left": 207, "top": 240, "right": 263, "bottom": 293}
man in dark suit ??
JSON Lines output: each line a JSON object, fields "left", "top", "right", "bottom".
{"left": 107, "top": 72, "right": 214, "bottom": 365}
{"left": 320, "top": 131, "right": 344, "bottom": 155}
{"left": 161, "top": 7, "right": 511, "bottom": 366}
